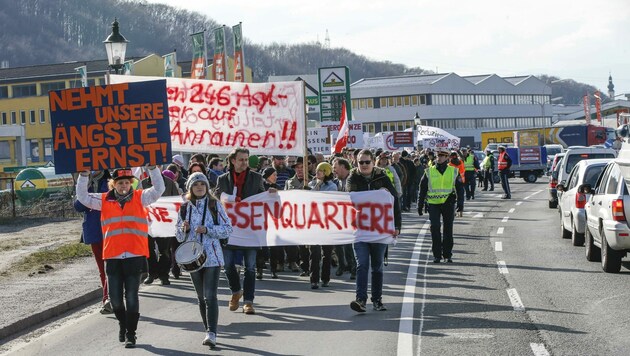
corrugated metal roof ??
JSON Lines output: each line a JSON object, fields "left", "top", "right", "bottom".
{"left": 503, "top": 76, "right": 530, "bottom": 85}
{"left": 462, "top": 74, "right": 493, "bottom": 84}
{"left": 351, "top": 73, "right": 450, "bottom": 88}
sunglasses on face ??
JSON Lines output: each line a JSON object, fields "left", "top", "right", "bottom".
{"left": 358, "top": 160, "right": 372, "bottom": 165}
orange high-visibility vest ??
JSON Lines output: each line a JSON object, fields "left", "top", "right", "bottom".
{"left": 498, "top": 152, "right": 509, "bottom": 171}
{"left": 449, "top": 160, "right": 466, "bottom": 184}
{"left": 100, "top": 190, "right": 149, "bottom": 259}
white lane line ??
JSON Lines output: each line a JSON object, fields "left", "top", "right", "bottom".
{"left": 508, "top": 208, "right": 515, "bottom": 213}
{"left": 516, "top": 202, "right": 523, "bottom": 206}
{"left": 495, "top": 241, "right": 503, "bottom": 251}
{"left": 474, "top": 213, "right": 483, "bottom": 218}
{"left": 497, "top": 261, "right": 509, "bottom": 274}
{"left": 502, "top": 216, "right": 509, "bottom": 223}
{"left": 497, "top": 227, "right": 504, "bottom": 234}
{"left": 530, "top": 343, "right": 551, "bottom": 356}
{"left": 507, "top": 288, "right": 526, "bottom": 311}
{"left": 397, "top": 221, "right": 430, "bottom": 356}
{"left": 524, "top": 190, "right": 544, "bottom": 200}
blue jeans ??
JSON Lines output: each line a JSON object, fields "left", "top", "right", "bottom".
{"left": 105, "top": 256, "right": 144, "bottom": 313}
{"left": 223, "top": 249, "right": 257, "bottom": 303}
{"left": 190, "top": 267, "right": 221, "bottom": 333}
{"left": 352, "top": 242, "right": 387, "bottom": 303}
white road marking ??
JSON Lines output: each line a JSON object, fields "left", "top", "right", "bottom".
{"left": 497, "top": 261, "right": 509, "bottom": 274}
{"left": 516, "top": 202, "right": 523, "bottom": 206}
{"left": 524, "top": 190, "right": 543, "bottom": 200}
{"left": 495, "top": 241, "right": 503, "bottom": 251}
{"left": 530, "top": 343, "right": 551, "bottom": 356}
{"left": 508, "top": 208, "right": 515, "bottom": 213}
{"left": 507, "top": 288, "right": 526, "bottom": 311}
{"left": 474, "top": 213, "right": 483, "bottom": 218}
{"left": 497, "top": 227, "right": 504, "bottom": 234}
{"left": 502, "top": 216, "right": 509, "bottom": 223}
{"left": 397, "top": 221, "right": 430, "bottom": 356}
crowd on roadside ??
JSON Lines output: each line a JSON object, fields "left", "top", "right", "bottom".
{"left": 73, "top": 144, "right": 513, "bottom": 348}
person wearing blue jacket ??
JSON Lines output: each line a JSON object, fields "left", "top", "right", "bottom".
{"left": 176, "top": 172, "right": 233, "bottom": 348}
{"left": 73, "top": 170, "right": 112, "bottom": 314}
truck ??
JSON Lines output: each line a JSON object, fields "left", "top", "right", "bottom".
{"left": 504, "top": 146, "right": 548, "bottom": 183}
{"left": 481, "top": 123, "right": 613, "bottom": 149}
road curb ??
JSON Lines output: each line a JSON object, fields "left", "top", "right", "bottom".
{"left": 0, "top": 288, "right": 101, "bottom": 341}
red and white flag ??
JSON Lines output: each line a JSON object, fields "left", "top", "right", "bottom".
{"left": 334, "top": 101, "right": 349, "bottom": 154}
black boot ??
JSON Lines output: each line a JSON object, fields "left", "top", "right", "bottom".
{"left": 113, "top": 309, "right": 126, "bottom": 343}
{"left": 125, "top": 312, "right": 140, "bottom": 348}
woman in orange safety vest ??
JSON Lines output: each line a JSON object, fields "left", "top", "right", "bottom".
{"left": 77, "top": 166, "right": 164, "bottom": 348}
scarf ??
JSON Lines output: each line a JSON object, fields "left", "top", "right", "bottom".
{"left": 113, "top": 188, "right": 134, "bottom": 208}
{"left": 232, "top": 169, "right": 248, "bottom": 200}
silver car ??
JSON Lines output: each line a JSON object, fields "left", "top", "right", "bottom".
{"left": 556, "top": 159, "right": 611, "bottom": 246}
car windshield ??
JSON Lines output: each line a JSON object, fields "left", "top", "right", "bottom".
{"left": 546, "top": 147, "right": 562, "bottom": 156}
{"left": 565, "top": 153, "right": 615, "bottom": 174}
{"left": 583, "top": 165, "right": 607, "bottom": 187}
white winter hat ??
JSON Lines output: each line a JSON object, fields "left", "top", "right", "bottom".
{"left": 186, "top": 172, "right": 209, "bottom": 191}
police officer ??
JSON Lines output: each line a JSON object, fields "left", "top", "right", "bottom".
{"left": 497, "top": 145, "right": 512, "bottom": 199}
{"left": 417, "top": 148, "right": 460, "bottom": 263}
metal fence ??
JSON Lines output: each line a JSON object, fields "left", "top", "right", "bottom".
{"left": 0, "top": 177, "right": 80, "bottom": 219}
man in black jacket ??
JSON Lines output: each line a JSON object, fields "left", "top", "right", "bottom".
{"left": 216, "top": 148, "right": 265, "bottom": 315}
{"left": 347, "top": 149, "right": 401, "bottom": 313}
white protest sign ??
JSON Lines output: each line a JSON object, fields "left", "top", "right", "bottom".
{"left": 109, "top": 75, "right": 306, "bottom": 156}
{"left": 307, "top": 127, "right": 331, "bottom": 155}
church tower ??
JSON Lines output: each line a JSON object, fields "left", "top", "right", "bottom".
{"left": 608, "top": 73, "right": 615, "bottom": 99}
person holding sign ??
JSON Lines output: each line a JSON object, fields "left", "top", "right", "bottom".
{"left": 417, "top": 148, "right": 460, "bottom": 263}
{"left": 176, "top": 172, "right": 233, "bottom": 348}
{"left": 217, "top": 148, "right": 265, "bottom": 315}
{"left": 347, "top": 150, "right": 401, "bottom": 312}
{"left": 76, "top": 166, "right": 164, "bottom": 348}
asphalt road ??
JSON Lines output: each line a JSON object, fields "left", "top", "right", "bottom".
{"left": 4, "top": 180, "right": 630, "bottom": 355}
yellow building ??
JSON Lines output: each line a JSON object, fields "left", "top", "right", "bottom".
{"left": 0, "top": 54, "right": 253, "bottom": 177}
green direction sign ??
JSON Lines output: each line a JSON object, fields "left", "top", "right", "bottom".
{"left": 318, "top": 66, "right": 351, "bottom": 122}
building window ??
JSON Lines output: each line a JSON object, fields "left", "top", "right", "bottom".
{"left": 20, "top": 111, "right": 26, "bottom": 125}
{"left": 11, "top": 111, "right": 16, "bottom": 125}
{"left": 1, "top": 112, "right": 6, "bottom": 125}
{"left": 497, "top": 118, "right": 515, "bottom": 128}
{"left": 351, "top": 99, "right": 359, "bottom": 110}
{"left": 363, "top": 123, "right": 376, "bottom": 134}
{"left": 404, "top": 96, "right": 410, "bottom": 106}
{"left": 476, "top": 95, "right": 495, "bottom": 105}
{"left": 39, "top": 109, "right": 46, "bottom": 123}
{"left": 515, "top": 95, "right": 532, "bottom": 105}
{"left": 418, "top": 95, "right": 426, "bottom": 105}
{"left": 359, "top": 99, "right": 366, "bottom": 109}
{"left": 12, "top": 84, "right": 37, "bottom": 98}
{"left": 0, "top": 86, "right": 8, "bottom": 98}
{"left": 388, "top": 97, "right": 394, "bottom": 107}
{"left": 29, "top": 110, "right": 36, "bottom": 124}
{"left": 533, "top": 95, "right": 548, "bottom": 105}
{"left": 40, "top": 81, "right": 66, "bottom": 95}
{"left": 515, "top": 117, "right": 533, "bottom": 128}
{"left": 496, "top": 95, "right": 514, "bottom": 105}
{"left": 453, "top": 95, "right": 474, "bottom": 105}
{"left": 28, "top": 139, "right": 40, "bottom": 162}
{"left": 476, "top": 118, "right": 496, "bottom": 129}
{"left": 457, "top": 119, "right": 476, "bottom": 129}
{"left": 0, "top": 141, "right": 10, "bottom": 159}
{"left": 432, "top": 94, "right": 453, "bottom": 106}
{"left": 380, "top": 98, "right": 387, "bottom": 108}
{"left": 366, "top": 98, "right": 374, "bottom": 108}
{"left": 43, "top": 138, "right": 53, "bottom": 161}
{"left": 411, "top": 96, "right": 418, "bottom": 106}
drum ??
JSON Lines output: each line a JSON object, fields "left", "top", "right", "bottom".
{"left": 175, "top": 241, "right": 207, "bottom": 273}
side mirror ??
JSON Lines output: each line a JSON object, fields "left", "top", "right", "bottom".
{"left": 556, "top": 183, "right": 565, "bottom": 192}
{"left": 578, "top": 184, "right": 592, "bottom": 194}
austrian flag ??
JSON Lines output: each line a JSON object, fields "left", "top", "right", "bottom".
{"left": 334, "top": 100, "right": 349, "bottom": 154}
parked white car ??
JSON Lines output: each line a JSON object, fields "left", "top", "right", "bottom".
{"left": 556, "top": 159, "right": 611, "bottom": 246}
{"left": 584, "top": 159, "right": 630, "bottom": 273}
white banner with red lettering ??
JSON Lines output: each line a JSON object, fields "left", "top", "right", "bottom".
{"left": 146, "top": 191, "right": 396, "bottom": 246}
{"left": 109, "top": 75, "right": 306, "bottom": 156}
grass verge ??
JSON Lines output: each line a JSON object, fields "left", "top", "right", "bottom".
{"left": 13, "top": 243, "right": 93, "bottom": 272}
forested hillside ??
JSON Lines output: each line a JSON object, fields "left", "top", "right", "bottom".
{"left": 0, "top": 0, "right": 605, "bottom": 104}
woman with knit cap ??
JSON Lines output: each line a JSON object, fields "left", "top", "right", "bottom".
{"left": 76, "top": 166, "right": 164, "bottom": 348}
{"left": 306, "top": 162, "right": 338, "bottom": 289}
{"left": 176, "top": 172, "right": 233, "bottom": 348}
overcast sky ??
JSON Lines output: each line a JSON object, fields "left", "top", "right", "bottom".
{"left": 147, "top": 0, "right": 630, "bottom": 97}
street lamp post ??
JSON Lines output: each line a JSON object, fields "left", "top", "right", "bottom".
{"left": 103, "top": 19, "right": 129, "bottom": 74}
{"left": 413, "top": 112, "right": 422, "bottom": 150}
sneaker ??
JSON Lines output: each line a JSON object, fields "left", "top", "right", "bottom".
{"left": 100, "top": 300, "right": 113, "bottom": 314}
{"left": 202, "top": 332, "right": 216, "bottom": 347}
{"left": 229, "top": 291, "right": 243, "bottom": 311}
{"left": 271, "top": 272, "right": 279, "bottom": 279}
{"left": 373, "top": 300, "right": 387, "bottom": 311}
{"left": 124, "top": 335, "right": 136, "bottom": 348}
{"left": 290, "top": 262, "right": 300, "bottom": 272}
{"left": 256, "top": 268, "right": 263, "bottom": 280}
{"left": 243, "top": 303, "right": 255, "bottom": 315}
{"left": 311, "top": 282, "right": 319, "bottom": 289}
{"left": 321, "top": 281, "right": 329, "bottom": 287}
{"left": 299, "top": 271, "right": 309, "bottom": 277}
{"left": 433, "top": 258, "right": 441, "bottom": 263}
{"left": 350, "top": 299, "right": 366, "bottom": 313}
{"left": 143, "top": 276, "right": 154, "bottom": 285}
{"left": 446, "top": 258, "right": 453, "bottom": 263}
